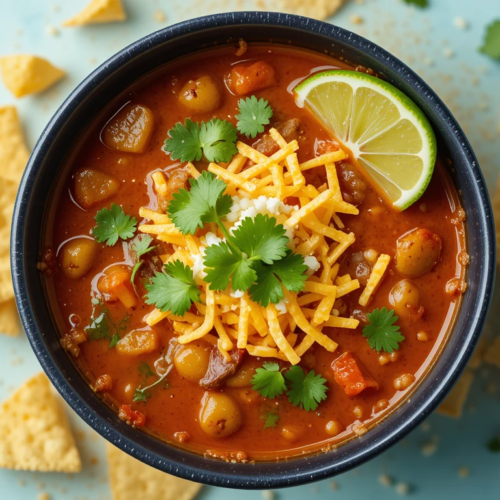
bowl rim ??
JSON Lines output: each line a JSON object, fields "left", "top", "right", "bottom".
{"left": 11, "top": 11, "right": 496, "bottom": 489}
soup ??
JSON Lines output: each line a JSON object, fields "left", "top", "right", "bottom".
{"left": 40, "top": 44, "right": 467, "bottom": 461}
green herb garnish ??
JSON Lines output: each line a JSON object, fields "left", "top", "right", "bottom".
{"left": 252, "top": 362, "right": 287, "bottom": 399}
{"left": 251, "top": 363, "right": 328, "bottom": 412}
{"left": 285, "top": 366, "right": 328, "bottom": 411}
{"left": 488, "top": 436, "right": 500, "bottom": 452}
{"left": 362, "top": 307, "right": 405, "bottom": 353}
{"left": 402, "top": 0, "right": 428, "bottom": 7}
{"left": 236, "top": 96, "right": 273, "bottom": 138}
{"left": 86, "top": 298, "right": 129, "bottom": 348}
{"left": 480, "top": 20, "right": 500, "bottom": 61}
{"left": 145, "top": 260, "right": 201, "bottom": 316}
{"left": 263, "top": 412, "right": 280, "bottom": 429}
{"left": 133, "top": 362, "right": 170, "bottom": 403}
{"left": 130, "top": 235, "right": 156, "bottom": 292}
{"left": 163, "top": 118, "right": 238, "bottom": 163}
{"left": 93, "top": 203, "right": 137, "bottom": 246}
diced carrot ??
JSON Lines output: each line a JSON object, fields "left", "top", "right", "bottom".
{"left": 331, "top": 352, "right": 379, "bottom": 397}
{"left": 118, "top": 404, "right": 146, "bottom": 428}
{"left": 229, "top": 61, "right": 278, "bottom": 95}
{"left": 98, "top": 265, "right": 138, "bottom": 309}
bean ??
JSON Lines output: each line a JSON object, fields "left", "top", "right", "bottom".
{"left": 396, "top": 228, "right": 442, "bottom": 277}
{"left": 199, "top": 392, "right": 242, "bottom": 438}
{"left": 60, "top": 238, "right": 99, "bottom": 280}
{"left": 178, "top": 76, "right": 221, "bottom": 114}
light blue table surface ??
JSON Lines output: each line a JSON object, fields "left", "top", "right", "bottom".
{"left": 1, "top": 0, "right": 500, "bottom": 499}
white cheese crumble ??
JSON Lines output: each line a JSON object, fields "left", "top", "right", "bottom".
{"left": 304, "top": 255, "right": 321, "bottom": 275}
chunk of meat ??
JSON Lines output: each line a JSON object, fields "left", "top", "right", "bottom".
{"left": 344, "top": 252, "right": 372, "bottom": 287}
{"left": 253, "top": 118, "right": 300, "bottom": 156}
{"left": 199, "top": 348, "right": 244, "bottom": 389}
{"left": 116, "top": 329, "right": 159, "bottom": 356}
{"left": 332, "top": 352, "right": 379, "bottom": 397}
{"left": 102, "top": 103, "right": 154, "bottom": 154}
{"left": 97, "top": 265, "right": 137, "bottom": 309}
{"left": 156, "top": 169, "right": 189, "bottom": 213}
{"left": 74, "top": 168, "right": 119, "bottom": 209}
{"left": 229, "top": 60, "right": 278, "bottom": 95}
{"left": 396, "top": 228, "right": 442, "bottom": 277}
{"left": 337, "top": 161, "right": 367, "bottom": 205}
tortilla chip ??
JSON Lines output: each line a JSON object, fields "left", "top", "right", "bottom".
{"left": 436, "top": 369, "right": 474, "bottom": 419}
{"left": 0, "top": 107, "right": 29, "bottom": 183}
{"left": 258, "top": 0, "right": 344, "bottom": 20}
{"left": 0, "top": 260, "right": 14, "bottom": 304}
{"left": 107, "top": 444, "right": 202, "bottom": 500}
{"left": 0, "top": 372, "right": 81, "bottom": 472}
{"left": 483, "top": 335, "right": 500, "bottom": 369}
{"left": 0, "top": 299, "right": 20, "bottom": 336}
{"left": 63, "top": 0, "right": 126, "bottom": 26}
{"left": 0, "top": 55, "right": 65, "bottom": 98}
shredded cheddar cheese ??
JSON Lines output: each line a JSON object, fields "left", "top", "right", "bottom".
{"left": 137, "top": 128, "right": 387, "bottom": 363}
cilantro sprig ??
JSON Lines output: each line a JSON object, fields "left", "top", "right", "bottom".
{"left": 163, "top": 118, "right": 238, "bottom": 163}
{"left": 145, "top": 260, "right": 200, "bottom": 316}
{"left": 402, "top": 0, "right": 428, "bottom": 7}
{"left": 251, "top": 362, "right": 328, "bottom": 412}
{"left": 480, "top": 20, "right": 500, "bottom": 61}
{"left": 362, "top": 307, "right": 405, "bottom": 353}
{"left": 236, "top": 96, "right": 273, "bottom": 138}
{"left": 133, "top": 361, "right": 170, "bottom": 403}
{"left": 93, "top": 204, "right": 137, "bottom": 246}
{"left": 86, "top": 298, "right": 129, "bottom": 348}
{"left": 165, "top": 171, "right": 307, "bottom": 307}
{"left": 263, "top": 412, "right": 280, "bottom": 429}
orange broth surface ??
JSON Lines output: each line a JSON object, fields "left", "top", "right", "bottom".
{"left": 44, "top": 45, "right": 466, "bottom": 460}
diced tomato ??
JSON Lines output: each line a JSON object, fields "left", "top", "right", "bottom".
{"left": 118, "top": 404, "right": 146, "bottom": 428}
{"left": 229, "top": 61, "right": 278, "bottom": 95}
{"left": 331, "top": 352, "right": 379, "bottom": 397}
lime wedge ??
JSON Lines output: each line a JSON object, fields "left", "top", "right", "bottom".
{"left": 294, "top": 71, "right": 436, "bottom": 210}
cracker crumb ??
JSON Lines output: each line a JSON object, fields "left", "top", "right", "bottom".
{"left": 154, "top": 9, "right": 166, "bottom": 23}
{"left": 350, "top": 15, "right": 364, "bottom": 25}
{"left": 330, "top": 480, "right": 339, "bottom": 490}
{"left": 38, "top": 493, "right": 51, "bottom": 500}
{"left": 454, "top": 17, "right": 467, "bottom": 30}
{"left": 378, "top": 474, "right": 392, "bottom": 487}
{"left": 46, "top": 26, "right": 59, "bottom": 36}
{"left": 421, "top": 441, "right": 437, "bottom": 456}
{"left": 458, "top": 466, "right": 469, "bottom": 478}
{"left": 443, "top": 48, "right": 454, "bottom": 58}
{"left": 423, "top": 57, "right": 433, "bottom": 66}
{"left": 262, "top": 491, "right": 275, "bottom": 500}
{"left": 395, "top": 482, "right": 410, "bottom": 495}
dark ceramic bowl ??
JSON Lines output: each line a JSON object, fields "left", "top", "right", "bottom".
{"left": 11, "top": 11, "right": 495, "bottom": 489}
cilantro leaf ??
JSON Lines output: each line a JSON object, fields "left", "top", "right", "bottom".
{"left": 200, "top": 119, "right": 239, "bottom": 163}
{"left": 203, "top": 241, "right": 257, "bottom": 291}
{"left": 480, "top": 20, "right": 500, "bottom": 60}
{"left": 231, "top": 214, "right": 289, "bottom": 264}
{"left": 249, "top": 250, "right": 308, "bottom": 306}
{"left": 363, "top": 307, "right": 405, "bottom": 353}
{"left": 402, "top": 0, "right": 428, "bottom": 7}
{"left": 130, "top": 235, "right": 155, "bottom": 287}
{"left": 264, "top": 412, "right": 280, "bottom": 429}
{"left": 133, "top": 389, "right": 151, "bottom": 403}
{"left": 236, "top": 96, "right": 273, "bottom": 138}
{"left": 86, "top": 312, "right": 110, "bottom": 340}
{"left": 252, "top": 362, "right": 287, "bottom": 399}
{"left": 285, "top": 366, "right": 328, "bottom": 411}
{"left": 145, "top": 260, "right": 200, "bottom": 316}
{"left": 93, "top": 204, "right": 137, "bottom": 246}
{"left": 167, "top": 171, "right": 232, "bottom": 235}
{"left": 163, "top": 118, "right": 238, "bottom": 163}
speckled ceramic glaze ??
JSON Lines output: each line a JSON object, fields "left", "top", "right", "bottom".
{"left": 11, "top": 12, "right": 495, "bottom": 489}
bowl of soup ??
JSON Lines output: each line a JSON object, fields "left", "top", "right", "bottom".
{"left": 11, "top": 12, "right": 495, "bottom": 489}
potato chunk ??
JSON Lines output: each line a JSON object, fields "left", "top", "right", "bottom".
{"left": 102, "top": 103, "right": 154, "bottom": 153}
{"left": 116, "top": 329, "right": 158, "bottom": 356}
{"left": 60, "top": 237, "right": 99, "bottom": 280}
{"left": 74, "top": 168, "right": 119, "bottom": 209}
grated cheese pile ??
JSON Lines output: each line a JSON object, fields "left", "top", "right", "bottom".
{"left": 138, "top": 128, "right": 390, "bottom": 364}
